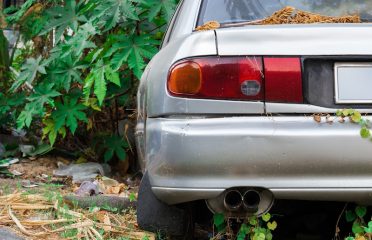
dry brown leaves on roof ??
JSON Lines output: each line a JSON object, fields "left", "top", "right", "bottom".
{"left": 258, "top": 6, "right": 361, "bottom": 25}
{"left": 203, "top": 6, "right": 362, "bottom": 29}
{"left": 195, "top": 21, "right": 221, "bottom": 31}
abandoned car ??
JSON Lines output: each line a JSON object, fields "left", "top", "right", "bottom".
{"left": 136, "top": 0, "right": 372, "bottom": 238}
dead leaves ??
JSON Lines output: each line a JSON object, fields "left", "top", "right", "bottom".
{"left": 195, "top": 21, "right": 221, "bottom": 31}
{"left": 0, "top": 192, "right": 153, "bottom": 240}
{"left": 313, "top": 114, "right": 334, "bottom": 124}
{"left": 257, "top": 6, "right": 360, "bottom": 25}
{"left": 97, "top": 177, "right": 127, "bottom": 195}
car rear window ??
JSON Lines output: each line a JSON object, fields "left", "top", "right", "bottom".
{"left": 198, "top": 0, "right": 372, "bottom": 25}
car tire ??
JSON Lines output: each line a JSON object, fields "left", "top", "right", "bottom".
{"left": 137, "top": 172, "right": 194, "bottom": 239}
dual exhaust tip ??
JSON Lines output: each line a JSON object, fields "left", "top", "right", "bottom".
{"left": 224, "top": 189, "right": 261, "bottom": 212}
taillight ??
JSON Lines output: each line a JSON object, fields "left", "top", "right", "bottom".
{"left": 168, "top": 61, "right": 202, "bottom": 95}
{"left": 168, "top": 57, "right": 264, "bottom": 100}
{"left": 167, "top": 56, "right": 303, "bottom": 103}
{"left": 264, "top": 57, "right": 303, "bottom": 103}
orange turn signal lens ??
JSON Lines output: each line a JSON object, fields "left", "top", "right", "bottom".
{"left": 168, "top": 61, "right": 202, "bottom": 95}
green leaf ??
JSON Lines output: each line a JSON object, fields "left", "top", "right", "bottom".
{"left": 352, "top": 220, "right": 364, "bottom": 234}
{"left": 39, "top": 0, "right": 87, "bottom": 41}
{"left": 360, "top": 127, "right": 371, "bottom": 139}
{"left": 107, "top": 35, "right": 159, "bottom": 79}
{"left": 345, "top": 237, "right": 355, "bottom": 240}
{"left": 336, "top": 110, "right": 343, "bottom": 116}
{"left": 42, "top": 119, "right": 66, "bottom": 146}
{"left": 11, "top": 56, "right": 47, "bottom": 91}
{"left": 342, "top": 109, "right": 354, "bottom": 117}
{"left": 52, "top": 96, "right": 88, "bottom": 134}
{"left": 266, "top": 232, "right": 273, "bottom": 240}
{"left": 5, "top": 0, "right": 35, "bottom": 24}
{"left": 105, "top": 65, "right": 121, "bottom": 87}
{"left": 103, "top": 135, "right": 128, "bottom": 162}
{"left": 93, "top": 0, "right": 139, "bottom": 32}
{"left": 345, "top": 210, "right": 357, "bottom": 223}
{"left": 262, "top": 213, "right": 271, "bottom": 222}
{"left": 93, "top": 64, "right": 107, "bottom": 105}
{"left": 59, "top": 23, "right": 97, "bottom": 58}
{"left": 267, "top": 221, "right": 277, "bottom": 231}
{"left": 52, "top": 56, "right": 84, "bottom": 92}
{"left": 104, "top": 149, "right": 114, "bottom": 162}
{"left": 351, "top": 111, "right": 362, "bottom": 123}
{"left": 253, "top": 232, "right": 266, "bottom": 240}
{"left": 129, "top": 192, "right": 136, "bottom": 202}
{"left": 213, "top": 213, "right": 225, "bottom": 232}
{"left": 145, "top": 0, "right": 177, "bottom": 21}
{"left": 17, "top": 103, "right": 36, "bottom": 129}
{"left": 249, "top": 216, "right": 258, "bottom": 225}
{"left": 355, "top": 206, "right": 367, "bottom": 218}
{"left": 27, "top": 83, "right": 60, "bottom": 109}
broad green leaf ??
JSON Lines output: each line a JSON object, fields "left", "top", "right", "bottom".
{"left": 42, "top": 118, "right": 66, "bottom": 146}
{"left": 262, "top": 213, "right": 271, "bottom": 222}
{"left": 93, "top": 0, "right": 139, "bottom": 32}
{"left": 352, "top": 220, "right": 364, "bottom": 234}
{"left": 239, "top": 223, "right": 250, "bottom": 234}
{"left": 5, "top": 0, "right": 34, "bottom": 24}
{"left": 266, "top": 232, "right": 273, "bottom": 240}
{"left": 39, "top": 0, "right": 87, "bottom": 41}
{"left": 60, "top": 23, "right": 97, "bottom": 58}
{"left": 11, "top": 56, "right": 46, "bottom": 91}
{"left": 345, "top": 237, "right": 355, "bottom": 240}
{"left": 253, "top": 232, "right": 266, "bottom": 240}
{"left": 249, "top": 216, "right": 258, "bottom": 225}
{"left": 267, "top": 221, "right": 277, "bottom": 231}
{"left": 364, "top": 226, "right": 372, "bottom": 234}
{"left": 84, "top": 61, "right": 124, "bottom": 105}
{"left": 52, "top": 56, "right": 84, "bottom": 92}
{"left": 27, "top": 83, "right": 60, "bottom": 109}
{"left": 93, "top": 63, "right": 107, "bottom": 105}
{"left": 342, "top": 109, "right": 354, "bottom": 117}
{"left": 105, "top": 65, "right": 121, "bottom": 87}
{"left": 145, "top": 0, "right": 177, "bottom": 21}
{"left": 346, "top": 210, "right": 357, "bottom": 223}
{"left": 351, "top": 111, "right": 362, "bottom": 123}
{"left": 108, "top": 35, "right": 159, "bottom": 79}
{"left": 355, "top": 206, "right": 367, "bottom": 218}
{"left": 360, "top": 127, "right": 371, "bottom": 139}
{"left": 213, "top": 213, "right": 225, "bottom": 232}
{"left": 103, "top": 135, "right": 128, "bottom": 162}
{"left": 52, "top": 96, "right": 88, "bottom": 134}
{"left": 17, "top": 111, "right": 32, "bottom": 129}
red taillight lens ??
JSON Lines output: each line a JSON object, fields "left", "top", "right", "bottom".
{"left": 264, "top": 57, "right": 303, "bottom": 103}
{"left": 168, "top": 56, "right": 303, "bottom": 103}
{"left": 168, "top": 57, "right": 264, "bottom": 100}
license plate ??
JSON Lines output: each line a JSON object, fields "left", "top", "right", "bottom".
{"left": 335, "top": 62, "right": 372, "bottom": 104}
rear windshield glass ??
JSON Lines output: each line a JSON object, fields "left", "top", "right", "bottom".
{"left": 198, "top": 0, "right": 372, "bottom": 25}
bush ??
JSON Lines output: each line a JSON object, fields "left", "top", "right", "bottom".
{"left": 0, "top": 0, "right": 178, "bottom": 164}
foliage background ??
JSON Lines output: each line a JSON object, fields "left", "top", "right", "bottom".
{"left": 0, "top": 0, "right": 178, "bottom": 166}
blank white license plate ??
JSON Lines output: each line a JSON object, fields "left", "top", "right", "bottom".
{"left": 335, "top": 63, "right": 372, "bottom": 104}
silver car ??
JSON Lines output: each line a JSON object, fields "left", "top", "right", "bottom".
{"left": 136, "top": 0, "right": 372, "bottom": 238}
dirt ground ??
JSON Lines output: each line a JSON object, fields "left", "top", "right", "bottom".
{"left": 0, "top": 156, "right": 153, "bottom": 240}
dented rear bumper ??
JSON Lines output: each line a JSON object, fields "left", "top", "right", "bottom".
{"left": 145, "top": 116, "right": 372, "bottom": 204}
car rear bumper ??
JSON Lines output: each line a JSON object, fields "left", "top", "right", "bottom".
{"left": 145, "top": 116, "right": 372, "bottom": 204}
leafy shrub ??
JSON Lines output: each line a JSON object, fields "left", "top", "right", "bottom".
{"left": 0, "top": 0, "right": 178, "bottom": 163}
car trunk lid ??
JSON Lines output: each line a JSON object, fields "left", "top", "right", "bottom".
{"left": 215, "top": 24, "right": 372, "bottom": 56}
{"left": 214, "top": 24, "right": 372, "bottom": 113}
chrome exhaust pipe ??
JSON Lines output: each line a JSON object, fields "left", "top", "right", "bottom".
{"left": 243, "top": 190, "right": 261, "bottom": 212}
{"left": 224, "top": 190, "right": 243, "bottom": 211}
